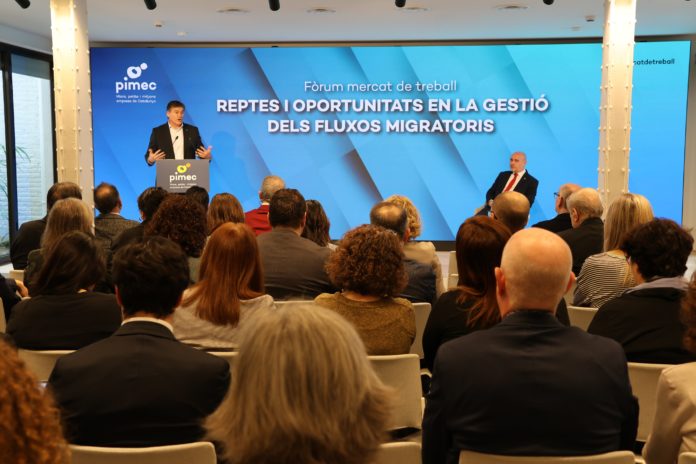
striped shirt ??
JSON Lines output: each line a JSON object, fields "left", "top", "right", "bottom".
{"left": 573, "top": 251, "right": 636, "bottom": 308}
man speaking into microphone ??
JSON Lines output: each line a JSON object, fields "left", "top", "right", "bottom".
{"left": 479, "top": 151, "right": 538, "bottom": 216}
{"left": 145, "top": 100, "right": 212, "bottom": 165}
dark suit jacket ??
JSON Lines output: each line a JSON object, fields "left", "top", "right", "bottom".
{"left": 558, "top": 217, "right": 604, "bottom": 276}
{"left": 482, "top": 170, "right": 539, "bottom": 213}
{"left": 532, "top": 212, "right": 572, "bottom": 233}
{"left": 145, "top": 123, "right": 204, "bottom": 165}
{"left": 95, "top": 213, "right": 139, "bottom": 250}
{"left": 10, "top": 217, "right": 46, "bottom": 270}
{"left": 48, "top": 321, "right": 230, "bottom": 447}
{"left": 401, "top": 258, "right": 436, "bottom": 305}
{"left": 422, "top": 310, "right": 638, "bottom": 464}
{"left": 244, "top": 204, "right": 271, "bottom": 236}
{"left": 257, "top": 228, "right": 337, "bottom": 300}
{"left": 111, "top": 223, "right": 146, "bottom": 253}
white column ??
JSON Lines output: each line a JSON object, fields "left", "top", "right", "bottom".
{"left": 598, "top": 0, "right": 637, "bottom": 211}
{"left": 50, "top": 0, "right": 94, "bottom": 209}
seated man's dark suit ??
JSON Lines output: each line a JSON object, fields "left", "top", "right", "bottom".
{"left": 481, "top": 170, "right": 539, "bottom": 215}
{"left": 532, "top": 212, "right": 572, "bottom": 233}
{"left": 558, "top": 217, "right": 604, "bottom": 276}
{"left": 401, "top": 258, "right": 437, "bottom": 305}
{"left": 48, "top": 320, "right": 231, "bottom": 447}
{"left": 10, "top": 217, "right": 46, "bottom": 270}
{"left": 95, "top": 213, "right": 139, "bottom": 250}
{"left": 422, "top": 310, "right": 638, "bottom": 464}
{"left": 244, "top": 204, "right": 271, "bottom": 236}
{"left": 258, "top": 228, "right": 336, "bottom": 300}
{"left": 144, "top": 123, "right": 204, "bottom": 164}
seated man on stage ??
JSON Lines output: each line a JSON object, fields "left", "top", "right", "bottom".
{"left": 145, "top": 100, "right": 212, "bottom": 165}
{"left": 479, "top": 151, "right": 538, "bottom": 216}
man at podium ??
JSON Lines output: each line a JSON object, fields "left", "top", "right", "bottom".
{"left": 145, "top": 100, "right": 212, "bottom": 166}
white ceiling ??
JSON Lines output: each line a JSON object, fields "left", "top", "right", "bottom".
{"left": 0, "top": 0, "right": 694, "bottom": 44}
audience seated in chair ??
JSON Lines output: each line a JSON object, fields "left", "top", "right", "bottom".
{"left": 206, "top": 305, "right": 391, "bottom": 464}
{"left": 244, "top": 175, "right": 285, "bottom": 236}
{"left": 588, "top": 218, "right": 695, "bottom": 364}
{"left": 314, "top": 224, "right": 415, "bottom": 355}
{"left": 207, "top": 192, "right": 244, "bottom": 234}
{"left": 48, "top": 237, "right": 230, "bottom": 447}
{"left": 490, "top": 191, "right": 530, "bottom": 234}
{"left": 93, "top": 182, "right": 139, "bottom": 252}
{"left": 532, "top": 182, "right": 580, "bottom": 233}
{"left": 558, "top": 188, "right": 605, "bottom": 276}
{"left": 111, "top": 186, "right": 168, "bottom": 253}
{"left": 301, "top": 199, "right": 335, "bottom": 249}
{"left": 422, "top": 228, "right": 638, "bottom": 464}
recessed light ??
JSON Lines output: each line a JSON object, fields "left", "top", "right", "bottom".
{"left": 177, "top": 31, "right": 187, "bottom": 36}
{"left": 217, "top": 7, "right": 250, "bottom": 14}
{"left": 495, "top": 4, "right": 529, "bottom": 11}
{"left": 306, "top": 7, "right": 336, "bottom": 14}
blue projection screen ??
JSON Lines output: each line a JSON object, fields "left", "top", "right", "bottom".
{"left": 91, "top": 42, "right": 691, "bottom": 240}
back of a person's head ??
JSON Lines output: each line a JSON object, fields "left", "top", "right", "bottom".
{"left": 112, "top": 236, "right": 189, "bottom": 318}
{"left": 491, "top": 191, "right": 530, "bottom": 233}
{"left": 137, "top": 187, "right": 168, "bottom": 221}
{"left": 206, "top": 305, "right": 390, "bottom": 464}
{"left": 500, "top": 228, "right": 573, "bottom": 311}
{"left": 567, "top": 188, "right": 604, "bottom": 221}
{"left": 207, "top": 193, "right": 244, "bottom": 233}
{"left": 260, "top": 175, "right": 285, "bottom": 202}
{"left": 455, "top": 216, "right": 511, "bottom": 327}
{"left": 32, "top": 231, "right": 105, "bottom": 296}
{"left": 558, "top": 183, "right": 581, "bottom": 205}
{"left": 301, "top": 199, "right": 331, "bottom": 247}
{"left": 621, "top": 218, "right": 694, "bottom": 280}
{"left": 46, "top": 181, "right": 82, "bottom": 212}
{"left": 186, "top": 186, "right": 210, "bottom": 212}
{"left": 186, "top": 223, "right": 264, "bottom": 326}
{"left": 603, "top": 193, "right": 654, "bottom": 251}
{"left": 369, "top": 201, "right": 408, "bottom": 239}
{"left": 385, "top": 194, "right": 422, "bottom": 239}
{"left": 0, "top": 341, "right": 69, "bottom": 464}
{"left": 42, "top": 198, "right": 93, "bottom": 251}
{"left": 93, "top": 182, "right": 121, "bottom": 215}
{"left": 144, "top": 195, "right": 207, "bottom": 257}
{"left": 326, "top": 224, "right": 407, "bottom": 298}
{"left": 268, "top": 188, "right": 306, "bottom": 229}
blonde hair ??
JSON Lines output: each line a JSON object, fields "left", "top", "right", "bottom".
{"left": 385, "top": 194, "right": 422, "bottom": 239}
{"left": 41, "top": 198, "right": 93, "bottom": 251}
{"left": 604, "top": 193, "right": 654, "bottom": 251}
{"left": 206, "top": 306, "right": 391, "bottom": 464}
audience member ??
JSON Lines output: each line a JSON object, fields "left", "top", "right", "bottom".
{"left": 370, "top": 201, "right": 436, "bottom": 304}
{"left": 574, "top": 193, "right": 654, "bottom": 308}
{"left": 301, "top": 199, "right": 334, "bottom": 249}
{"left": 144, "top": 195, "right": 207, "bottom": 282}
{"left": 257, "top": 188, "right": 335, "bottom": 299}
{"left": 422, "top": 228, "right": 638, "bottom": 463}
{"left": 0, "top": 274, "right": 26, "bottom": 323}
{"left": 7, "top": 231, "right": 120, "bottom": 349}
{"left": 422, "top": 217, "right": 511, "bottom": 371}
{"left": 25, "top": 198, "right": 93, "bottom": 291}
{"left": 0, "top": 341, "right": 70, "bottom": 464}
{"left": 93, "top": 182, "right": 138, "bottom": 251}
{"left": 207, "top": 193, "right": 244, "bottom": 234}
{"left": 11, "top": 181, "right": 82, "bottom": 270}
{"left": 385, "top": 194, "right": 445, "bottom": 296}
{"left": 186, "top": 185, "right": 210, "bottom": 212}
{"left": 111, "top": 186, "right": 168, "bottom": 252}
{"left": 173, "top": 223, "right": 274, "bottom": 350}
{"left": 206, "top": 305, "right": 391, "bottom": 464}
{"left": 532, "top": 183, "right": 580, "bottom": 233}
{"left": 558, "top": 187, "right": 605, "bottom": 275}
{"left": 643, "top": 273, "right": 696, "bottom": 464}
{"left": 315, "top": 224, "right": 415, "bottom": 355}
{"left": 588, "top": 218, "right": 695, "bottom": 364}
{"left": 48, "top": 237, "right": 230, "bottom": 447}
{"left": 245, "top": 175, "right": 285, "bottom": 235}
{"left": 490, "top": 191, "right": 530, "bottom": 233}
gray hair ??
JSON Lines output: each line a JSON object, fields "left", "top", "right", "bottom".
{"left": 566, "top": 188, "right": 603, "bottom": 219}
{"left": 260, "top": 175, "right": 285, "bottom": 202}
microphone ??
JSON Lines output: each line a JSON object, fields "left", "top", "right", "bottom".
{"left": 173, "top": 135, "right": 179, "bottom": 143}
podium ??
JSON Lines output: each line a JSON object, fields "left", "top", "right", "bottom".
{"left": 155, "top": 159, "right": 210, "bottom": 193}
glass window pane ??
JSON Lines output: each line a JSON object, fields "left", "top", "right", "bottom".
{"left": 0, "top": 76, "right": 9, "bottom": 256}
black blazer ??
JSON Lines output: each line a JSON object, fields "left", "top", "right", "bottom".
{"left": 48, "top": 321, "right": 231, "bottom": 447}
{"left": 532, "top": 212, "right": 572, "bottom": 233}
{"left": 144, "top": 123, "right": 204, "bottom": 164}
{"left": 558, "top": 217, "right": 604, "bottom": 276}
{"left": 422, "top": 310, "right": 638, "bottom": 464}
{"left": 484, "top": 170, "right": 539, "bottom": 210}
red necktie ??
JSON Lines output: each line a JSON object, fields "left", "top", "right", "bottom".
{"left": 503, "top": 173, "right": 518, "bottom": 192}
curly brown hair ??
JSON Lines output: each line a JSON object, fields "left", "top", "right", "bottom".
{"left": 0, "top": 341, "right": 69, "bottom": 464}
{"left": 621, "top": 218, "right": 693, "bottom": 279}
{"left": 326, "top": 224, "right": 407, "bottom": 297}
{"left": 682, "top": 273, "right": 696, "bottom": 353}
{"left": 144, "top": 195, "right": 208, "bottom": 258}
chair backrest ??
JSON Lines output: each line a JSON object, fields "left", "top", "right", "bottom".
{"left": 628, "top": 362, "right": 670, "bottom": 442}
{"left": 374, "top": 442, "right": 422, "bottom": 464}
{"left": 448, "top": 250, "right": 457, "bottom": 275}
{"left": 409, "top": 302, "right": 431, "bottom": 359}
{"left": 448, "top": 274, "right": 459, "bottom": 291}
{"left": 70, "top": 442, "right": 216, "bottom": 464}
{"left": 208, "top": 351, "right": 239, "bottom": 371}
{"left": 678, "top": 452, "right": 696, "bottom": 464}
{"left": 274, "top": 300, "right": 319, "bottom": 310}
{"left": 9, "top": 269, "right": 24, "bottom": 281}
{"left": 567, "top": 305, "right": 598, "bottom": 331}
{"left": 369, "top": 353, "right": 421, "bottom": 431}
{"left": 459, "top": 450, "right": 635, "bottom": 464}
{"left": 18, "top": 349, "right": 74, "bottom": 382}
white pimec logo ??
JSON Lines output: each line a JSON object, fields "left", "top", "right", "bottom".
{"left": 115, "top": 62, "right": 157, "bottom": 93}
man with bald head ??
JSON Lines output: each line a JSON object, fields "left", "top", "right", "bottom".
{"left": 245, "top": 175, "right": 285, "bottom": 236}
{"left": 532, "top": 182, "right": 581, "bottom": 233}
{"left": 422, "top": 229, "right": 637, "bottom": 464}
{"left": 558, "top": 187, "right": 605, "bottom": 275}
{"left": 479, "top": 151, "right": 538, "bottom": 216}
{"left": 490, "top": 191, "right": 530, "bottom": 233}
